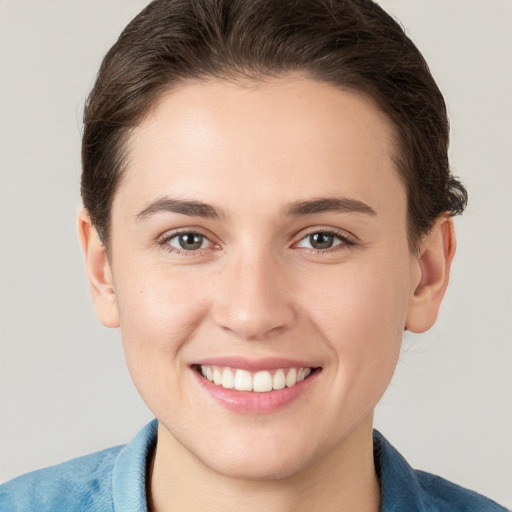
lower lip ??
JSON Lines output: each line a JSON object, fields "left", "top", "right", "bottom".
{"left": 192, "top": 368, "right": 320, "bottom": 414}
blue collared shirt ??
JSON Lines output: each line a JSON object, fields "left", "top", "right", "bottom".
{"left": 0, "top": 420, "right": 508, "bottom": 511}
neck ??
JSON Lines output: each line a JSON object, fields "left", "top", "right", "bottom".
{"left": 148, "top": 416, "right": 380, "bottom": 512}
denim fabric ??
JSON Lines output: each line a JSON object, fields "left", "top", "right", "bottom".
{"left": 1, "top": 420, "right": 508, "bottom": 511}
{"left": 0, "top": 421, "right": 156, "bottom": 512}
{"left": 373, "top": 431, "right": 509, "bottom": 511}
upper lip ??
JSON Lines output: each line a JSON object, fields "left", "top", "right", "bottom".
{"left": 192, "top": 356, "right": 321, "bottom": 372}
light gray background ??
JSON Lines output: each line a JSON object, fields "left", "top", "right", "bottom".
{"left": 1, "top": 0, "right": 511, "bottom": 506}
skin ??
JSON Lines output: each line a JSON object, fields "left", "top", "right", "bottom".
{"left": 79, "top": 76, "right": 455, "bottom": 512}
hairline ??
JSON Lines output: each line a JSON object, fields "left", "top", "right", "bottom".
{"left": 94, "top": 73, "right": 420, "bottom": 255}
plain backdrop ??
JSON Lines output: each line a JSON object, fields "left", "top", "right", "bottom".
{"left": 0, "top": 0, "right": 511, "bottom": 507}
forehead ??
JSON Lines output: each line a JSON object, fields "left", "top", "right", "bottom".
{"left": 116, "top": 76, "right": 405, "bottom": 222}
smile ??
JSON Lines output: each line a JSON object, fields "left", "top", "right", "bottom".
{"left": 191, "top": 358, "right": 322, "bottom": 414}
{"left": 199, "top": 365, "right": 313, "bottom": 392}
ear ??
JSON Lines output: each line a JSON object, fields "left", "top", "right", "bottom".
{"left": 77, "top": 209, "right": 120, "bottom": 328}
{"left": 405, "top": 215, "right": 456, "bottom": 333}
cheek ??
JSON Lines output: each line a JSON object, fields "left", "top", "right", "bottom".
{"left": 116, "top": 260, "right": 208, "bottom": 336}
{"left": 300, "top": 251, "right": 411, "bottom": 392}
{"left": 113, "top": 263, "right": 211, "bottom": 398}
{"left": 305, "top": 257, "right": 409, "bottom": 333}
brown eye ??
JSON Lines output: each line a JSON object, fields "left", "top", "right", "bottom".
{"left": 168, "top": 232, "right": 207, "bottom": 251}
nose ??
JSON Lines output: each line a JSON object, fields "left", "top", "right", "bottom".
{"left": 211, "top": 250, "right": 296, "bottom": 341}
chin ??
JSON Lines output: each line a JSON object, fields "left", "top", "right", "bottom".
{"left": 204, "top": 452, "right": 310, "bottom": 482}
{"left": 193, "top": 432, "right": 324, "bottom": 482}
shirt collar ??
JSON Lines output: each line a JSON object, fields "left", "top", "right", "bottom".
{"left": 111, "top": 421, "right": 425, "bottom": 512}
{"left": 112, "top": 419, "right": 157, "bottom": 512}
{"left": 373, "top": 429, "right": 426, "bottom": 511}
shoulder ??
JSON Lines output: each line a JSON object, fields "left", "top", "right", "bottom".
{"left": 0, "top": 444, "right": 123, "bottom": 512}
{"left": 373, "top": 430, "right": 509, "bottom": 512}
{"left": 0, "top": 420, "right": 157, "bottom": 512}
{"left": 413, "top": 470, "right": 509, "bottom": 512}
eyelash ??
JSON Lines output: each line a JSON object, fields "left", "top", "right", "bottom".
{"left": 158, "top": 230, "right": 217, "bottom": 256}
{"left": 158, "top": 228, "right": 356, "bottom": 256}
{"left": 294, "top": 229, "right": 356, "bottom": 254}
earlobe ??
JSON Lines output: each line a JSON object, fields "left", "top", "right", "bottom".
{"left": 77, "top": 209, "right": 120, "bottom": 328}
{"left": 405, "top": 215, "right": 456, "bottom": 333}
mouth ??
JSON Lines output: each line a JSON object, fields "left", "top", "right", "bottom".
{"left": 190, "top": 357, "right": 322, "bottom": 413}
{"left": 193, "top": 364, "right": 319, "bottom": 393}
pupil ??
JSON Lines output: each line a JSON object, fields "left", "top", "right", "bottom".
{"left": 179, "top": 233, "right": 202, "bottom": 250}
{"left": 310, "top": 232, "right": 333, "bottom": 249}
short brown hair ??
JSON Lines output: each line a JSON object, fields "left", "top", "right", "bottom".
{"left": 81, "top": 0, "right": 467, "bottom": 252}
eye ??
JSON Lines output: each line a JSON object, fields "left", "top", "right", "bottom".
{"left": 295, "top": 231, "right": 353, "bottom": 251}
{"left": 166, "top": 232, "right": 211, "bottom": 251}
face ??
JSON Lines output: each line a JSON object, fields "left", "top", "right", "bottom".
{"left": 102, "top": 77, "right": 422, "bottom": 479}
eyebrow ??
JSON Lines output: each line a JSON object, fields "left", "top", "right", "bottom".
{"left": 136, "top": 198, "right": 227, "bottom": 220}
{"left": 284, "top": 197, "right": 377, "bottom": 217}
{"left": 135, "top": 196, "right": 377, "bottom": 221}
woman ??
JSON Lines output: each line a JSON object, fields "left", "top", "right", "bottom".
{"left": 0, "top": 1, "right": 509, "bottom": 510}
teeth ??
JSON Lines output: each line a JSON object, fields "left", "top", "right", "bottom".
{"left": 199, "top": 365, "right": 313, "bottom": 393}
{"left": 221, "top": 368, "right": 235, "bottom": 389}
{"left": 213, "top": 368, "right": 223, "bottom": 385}
{"left": 285, "top": 368, "right": 297, "bottom": 387}
{"left": 234, "top": 369, "right": 252, "bottom": 391}
{"left": 253, "top": 371, "right": 273, "bottom": 392}
{"left": 273, "top": 369, "right": 286, "bottom": 390}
